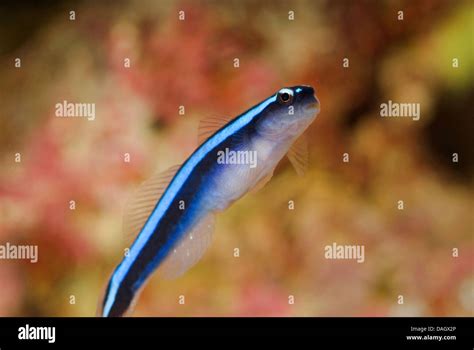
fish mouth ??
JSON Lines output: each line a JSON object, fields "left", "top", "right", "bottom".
{"left": 304, "top": 101, "right": 320, "bottom": 114}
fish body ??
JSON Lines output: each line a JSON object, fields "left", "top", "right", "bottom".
{"left": 100, "top": 85, "right": 320, "bottom": 317}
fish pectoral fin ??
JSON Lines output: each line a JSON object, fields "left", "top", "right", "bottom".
{"left": 158, "top": 214, "right": 215, "bottom": 279}
{"left": 287, "top": 133, "right": 309, "bottom": 176}
{"left": 122, "top": 164, "right": 182, "bottom": 245}
{"left": 197, "top": 116, "right": 233, "bottom": 145}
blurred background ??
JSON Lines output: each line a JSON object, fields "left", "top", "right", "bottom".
{"left": 0, "top": 0, "right": 472, "bottom": 316}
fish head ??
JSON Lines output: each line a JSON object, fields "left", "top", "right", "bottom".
{"left": 255, "top": 85, "right": 320, "bottom": 141}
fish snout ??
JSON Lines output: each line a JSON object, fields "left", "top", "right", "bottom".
{"left": 302, "top": 93, "right": 320, "bottom": 116}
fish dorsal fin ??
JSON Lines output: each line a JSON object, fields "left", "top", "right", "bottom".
{"left": 158, "top": 213, "right": 215, "bottom": 279}
{"left": 250, "top": 169, "right": 275, "bottom": 193}
{"left": 287, "top": 134, "right": 308, "bottom": 176}
{"left": 122, "top": 164, "right": 181, "bottom": 245}
{"left": 198, "top": 116, "right": 233, "bottom": 145}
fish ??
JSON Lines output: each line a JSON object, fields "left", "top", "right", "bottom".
{"left": 98, "top": 85, "right": 320, "bottom": 317}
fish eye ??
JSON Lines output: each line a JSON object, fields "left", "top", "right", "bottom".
{"left": 277, "top": 88, "right": 294, "bottom": 105}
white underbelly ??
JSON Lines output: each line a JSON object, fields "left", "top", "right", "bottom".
{"left": 205, "top": 137, "right": 291, "bottom": 211}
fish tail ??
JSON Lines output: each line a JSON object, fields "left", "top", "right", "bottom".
{"left": 97, "top": 278, "right": 136, "bottom": 317}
